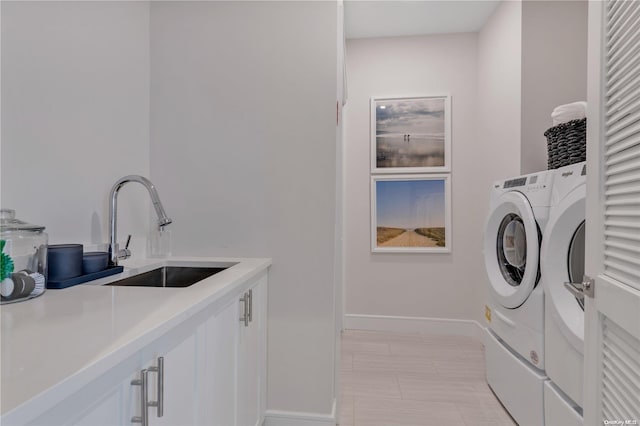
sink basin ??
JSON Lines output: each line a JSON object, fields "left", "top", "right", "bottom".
{"left": 107, "top": 266, "right": 227, "bottom": 288}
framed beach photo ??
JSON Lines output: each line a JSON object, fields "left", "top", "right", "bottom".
{"left": 371, "top": 95, "right": 451, "bottom": 173}
{"left": 371, "top": 174, "right": 451, "bottom": 253}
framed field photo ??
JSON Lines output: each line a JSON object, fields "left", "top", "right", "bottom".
{"left": 371, "top": 95, "right": 451, "bottom": 173}
{"left": 371, "top": 174, "right": 451, "bottom": 253}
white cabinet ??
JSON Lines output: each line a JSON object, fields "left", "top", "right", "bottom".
{"left": 19, "top": 271, "right": 268, "bottom": 426}
{"left": 119, "top": 324, "right": 199, "bottom": 426}
{"left": 152, "top": 333, "right": 199, "bottom": 426}
{"left": 59, "top": 325, "right": 199, "bottom": 426}
{"left": 199, "top": 273, "right": 268, "bottom": 426}
{"left": 199, "top": 297, "right": 239, "bottom": 426}
{"left": 69, "top": 387, "right": 122, "bottom": 426}
{"left": 236, "top": 275, "right": 267, "bottom": 426}
{"left": 26, "top": 358, "right": 134, "bottom": 426}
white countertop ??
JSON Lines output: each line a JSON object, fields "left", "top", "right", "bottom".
{"left": 0, "top": 256, "right": 271, "bottom": 420}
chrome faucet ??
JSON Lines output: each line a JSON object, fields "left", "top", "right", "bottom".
{"left": 109, "top": 175, "right": 172, "bottom": 265}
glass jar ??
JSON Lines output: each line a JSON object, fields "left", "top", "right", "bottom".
{"left": 0, "top": 209, "right": 48, "bottom": 304}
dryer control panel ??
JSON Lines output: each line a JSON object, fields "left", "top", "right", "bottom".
{"left": 501, "top": 172, "right": 551, "bottom": 192}
{"left": 503, "top": 177, "right": 527, "bottom": 188}
{"left": 490, "top": 169, "right": 555, "bottom": 208}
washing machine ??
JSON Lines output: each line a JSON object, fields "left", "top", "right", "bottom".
{"left": 541, "top": 161, "right": 586, "bottom": 425}
{"left": 483, "top": 169, "right": 554, "bottom": 426}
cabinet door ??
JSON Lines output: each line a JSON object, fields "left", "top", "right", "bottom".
{"left": 26, "top": 356, "right": 141, "bottom": 426}
{"left": 27, "top": 382, "right": 125, "bottom": 426}
{"left": 200, "top": 299, "right": 239, "bottom": 426}
{"left": 121, "top": 327, "right": 199, "bottom": 426}
{"left": 258, "top": 276, "right": 267, "bottom": 419}
{"left": 237, "top": 275, "right": 267, "bottom": 426}
{"left": 150, "top": 332, "right": 198, "bottom": 426}
{"left": 70, "top": 389, "right": 122, "bottom": 426}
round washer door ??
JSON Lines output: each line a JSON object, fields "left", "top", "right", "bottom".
{"left": 484, "top": 191, "right": 541, "bottom": 308}
{"left": 541, "top": 184, "right": 586, "bottom": 354}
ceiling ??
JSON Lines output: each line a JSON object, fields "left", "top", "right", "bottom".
{"left": 344, "top": 0, "right": 501, "bottom": 39}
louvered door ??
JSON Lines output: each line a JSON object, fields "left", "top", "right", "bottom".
{"left": 584, "top": 0, "right": 640, "bottom": 424}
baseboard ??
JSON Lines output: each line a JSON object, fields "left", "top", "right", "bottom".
{"left": 343, "top": 314, "right": 483, "bottom": 341}
{"left": 263, "top": 398, "right": 336, "bottom": 426}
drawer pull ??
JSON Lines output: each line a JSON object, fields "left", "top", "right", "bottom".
{"left": 147, "top": 357, "right": 164, "bottom": 417}
{"left": 131, "top": 369, "right": 149, "bottom": 426}
{"left": 240, "top": 292, "right": 249, "bottom": 326}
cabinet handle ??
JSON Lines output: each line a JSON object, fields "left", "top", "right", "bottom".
{"left": 248, "top": 289, "right": 253, "bottom": 323}
{"left": 131, "top": 369, "right": 149, "bottom": 426}
{"left": 239, "top": 292, "right": 249, "bottom": 326}
{"left": 157, "top": 357, "right": 164, "bottom": 417}
{"left": 147, "top": 356, "right": 164, "bottom": 417}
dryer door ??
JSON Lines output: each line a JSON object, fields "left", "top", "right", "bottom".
{"left": 484, "top": 191, "right": 541, "bottom": 308}
{"left": 541, "top": 184, "right": 586, "bottom": 354}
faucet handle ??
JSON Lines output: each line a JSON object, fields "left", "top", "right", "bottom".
{"left": 117, "top": 235, "right": 132, "bottom": 261}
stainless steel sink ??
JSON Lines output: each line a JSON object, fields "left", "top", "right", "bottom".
{"left": 106, "top": 266, "right": 226, "bottom": 288}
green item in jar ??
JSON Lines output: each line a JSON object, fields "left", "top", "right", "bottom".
{"left": 0, "top": 240, "right": 15, "bottom": 281}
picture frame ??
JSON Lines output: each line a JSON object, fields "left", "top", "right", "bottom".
{"left": 371, "top": 174, "right": 451, "bottom": 253}
{"left": 371, "top": 95, "right": 451, "bottom": 174}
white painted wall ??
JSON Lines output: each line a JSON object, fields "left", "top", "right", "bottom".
{"left": 149, "top": 1, "right": 338, "bottom": 417}
{"left": 344, "top": 33, "right": 489, "bottom": 324}
{"left": 1, "top": 1, "right": 151, "bottom": 254}
{"left": 344, "top": 1, "right": 534, "bottom": 325}
{"left": 473, "top": 1, "right": 524, "bottom": 318}
{"left": 334, "top": 0, "right": 346, "bottom": 415}
{"left": 520, "top": 0, "right": 588, "bottom": 174}
{"left": 3, "top": 1, "right": 340, "bottom": 419}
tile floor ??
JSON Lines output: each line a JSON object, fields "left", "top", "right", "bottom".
{"left": 339, "top": 330, "right": 516, "bottom": 426}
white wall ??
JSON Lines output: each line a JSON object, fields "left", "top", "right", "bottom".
{"left": 344, "top": 33, "right": 490, "bottom": 324}
{"left": 473, "top": 0, "right": 523, "bottom": 320}
{"left": 334, "top": 0, "right": 346, "bottom": 413}
{"left": 520, "top": 0, "right": 588, "bottom": 174}
{"left": 2, "top": 1, "right": 340, "bottom": 419}
{"left": 1, "top": 1, "right": 151, "bottom": 253}
{"left": 149, "top": 1, "right": 339, "bottom": 417}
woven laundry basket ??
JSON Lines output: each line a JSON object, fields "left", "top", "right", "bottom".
{"left": 544, "top": 118, "right": 587, "bottom": 169}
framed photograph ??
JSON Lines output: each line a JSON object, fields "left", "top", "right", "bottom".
{"left": 371, "top": 95, "right": 451, "bottom": 173}
{"left": 371, "top": 174, "right": 451, "bottom": 253}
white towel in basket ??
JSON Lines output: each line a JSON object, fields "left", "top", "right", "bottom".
{"left": 551, "top": 101, "right": 587, "bottom": 126}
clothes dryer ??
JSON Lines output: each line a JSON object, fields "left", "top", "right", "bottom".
{"left": 541, "top": 161, "right": 586, "bottom": 424}
{"left": 483, "top": 169, "right": 554, "bottom": 426}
